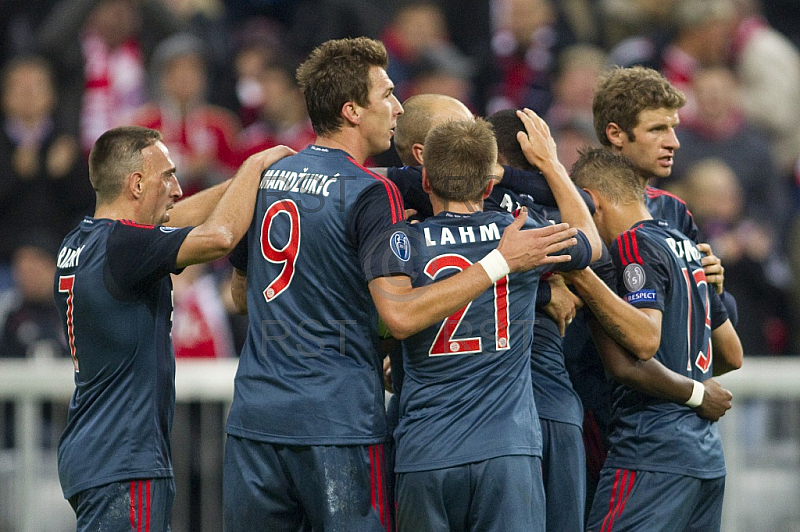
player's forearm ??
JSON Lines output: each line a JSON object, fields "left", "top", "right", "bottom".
{"left": 590, "top": 320, "right": 694, "bottom": 403}
{"left": 231, "top": 268, "right": 248, "bottom": 315}
{"left": 538, "top": 159, "right": 602, "bottom": 262}
{"left": 167, "top": 180, "right": 231, "bottom": 228}
{"left": 711, "top": 320, "right": 743, "bottom": 376}
{"left": 370, "top": 264, "right": 494, "bottom": 340}
{"left": 569, "top": 268, "right": 660, "bottom": 360}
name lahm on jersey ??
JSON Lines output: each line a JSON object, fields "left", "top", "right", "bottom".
{"left": 666, "top": 237, "right": 702, "bottom": 262}
{"left": 424, "top": 223, "right": 501, "bottom": 247}
{"left": 260, "top": 168, "right": 338, "bottom": 196}
{"left": 57, "top": 245, "right": 85, "bottom": 269}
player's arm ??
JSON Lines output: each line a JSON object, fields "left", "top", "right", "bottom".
{"left": 230, "top": 267, "right": 248, "bottom": 315}
{"left": 175, "top": 146, "right": 294, "bottom": 268}
{"left": 711, "top": 319, "right": 743, "bottom": 376}
{"left": 564, "top": 267, "right": 661, "bottom": 360}
{"left": 166, "top": 180, "right": 232, "bottom": 228}
{"left": 697, "top": 242, "right": 724, "bottom": 294}
{"left": 588, "top": 319, "right": 734, "bottom": 421}
{"left": 541, "top": 273, "right": 583, "bottom": 337}
{"left": 371, "top": 210, "right": 578, "bottom": 340}
{"left": 516, "top": 108, "right": 603, "bottom": 262}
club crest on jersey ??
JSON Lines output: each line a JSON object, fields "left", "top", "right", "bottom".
{"left": 159, "top": 226, "right": 179, "bottom": 233}
{"left": 390, "top": 231, "right": 411, "bottom": 262}
{"left": 623, "top": 263, "right": 645, "bottom": 292}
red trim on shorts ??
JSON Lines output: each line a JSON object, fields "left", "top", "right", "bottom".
{"left": 600, "top": 469, "right": 636, "bottom": 531}
{"left": 130, "top": 481, "right": 136, "bottom": 529}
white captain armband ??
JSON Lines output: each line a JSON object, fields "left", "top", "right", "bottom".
{"left": 478, "top": 249, "right": 510, "bottom": 283}
{"left": 685, "top": 380, "right": 705, "bottom": 408}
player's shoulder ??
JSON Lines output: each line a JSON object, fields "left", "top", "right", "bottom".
{"left": 646, "top": 185, "right": 688, "bottom": 207}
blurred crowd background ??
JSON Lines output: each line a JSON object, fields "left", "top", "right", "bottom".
{"left": 2, "top": 0, "right": 800, "bottom": 368}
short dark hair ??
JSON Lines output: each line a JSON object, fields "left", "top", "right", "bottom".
{"left": 485, "top": 109, "right": 536, "bottom": 172}
{"left": 570, "top": 147, "right": 643, "bottom": 204}
{"left": 423, "top": 118, "right": 497, "bottom": 202}
{"left": 88, "top": 126, "right": 162, "bottom": 203}
{"left": 295, "top": 37, "right": 388, "bottom": 136}
{"left": 592, "top": 66, "right": 686, "bottom": 148}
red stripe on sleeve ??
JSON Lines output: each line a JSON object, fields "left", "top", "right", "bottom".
{"left": 348, "top": 157, "right": 406, "bottom": 223}
{"left": 629, "top": 227, "right": 643, "bottom": 264}
{"left": 614, "top": 234, "right": 628, "bottom": 266}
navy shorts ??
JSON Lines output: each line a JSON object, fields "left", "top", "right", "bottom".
{"left": 587, "top": 468, "right": 725, "bottom": 532}
{"left": 68, "top": 477, "right": 174, "bottom": 531}
{"left": 395, "top": 455, "right": 545, "bottom": 532}
{"left": 223, "top": 435, "right": 393, "bottom": 532}
{"left": 541, "top": 418, "right": 586, "bottom": 532}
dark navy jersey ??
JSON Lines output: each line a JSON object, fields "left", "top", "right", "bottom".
{"left": 385, "top": 165, "right": 594, "bottom": 222}
{"left": 226, "top": 145, "right": 413, "bottom": 445}
{"left": 604, "top": 219, "right": 729, "bottom": 479}
{"left": 394, "top": 210, "right": 592, "bottom": 473}
{"left": 53, "top": 217, "right": 192, "bottom": 499}
{"left": 485, "top": 184, "right": 585, "bottom": 428}
{"left": 645, "top": 185, "right": 699, "bottom": 242}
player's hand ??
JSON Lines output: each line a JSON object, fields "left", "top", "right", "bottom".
{"left": 246, "top": 144, "right": 296, "bottom": 173}
{"left": 515, "top": 108, "right": 561, "bottom": 171}
{"left": 497, "top": 208, "right": 577, "bottom": 273}
{"left": 697, "top": 242, "right": 724, "bottom": 294}
{"left": 382, "top": 355, "right": 393, "bottom": 393}
{"left": 694, "top": 378, "right": 733, "bottom": 421}
{"left": 404, "top": 208, "right": 419, "bottom": 223}
{"left": 543, "top": 274, "right": 584, "bottom": 336}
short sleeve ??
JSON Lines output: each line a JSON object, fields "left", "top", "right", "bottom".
{"left": 348, "top": 182, "right": 416, "bottom": 282}
{"left": 229, "top": 234, "right": 248, "bottom": 271}
{"left": 105, "top": 222, "right": 193, "bottom": 295}
{"left": 610, "top": 232, "right": 669, "bottom": 313}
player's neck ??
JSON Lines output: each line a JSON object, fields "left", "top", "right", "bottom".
{"left": 431, "top": 195, "right": 483, "bottom": 216}
{"left": 94, "top": 199, "right": 138, "bottom": 223}
{"left": 315, "top": 131, "right": 368, "bottom": 165}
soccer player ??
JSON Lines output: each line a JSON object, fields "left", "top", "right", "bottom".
{"left": 570, "top": 148, "right": 743, "bottom": 531}
{"left": 53, "top": 125, "right": 292, "bottom": 530}
{"left": 223, "top": 37, "right": 579, "bottom": 531}
{"left": 394, "top": 116, "right": 597, "bottom": 532}
{"left": 486, "top": 108, "right": 590, "bottom": 532}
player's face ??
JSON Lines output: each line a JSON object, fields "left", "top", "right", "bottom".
{"left": 617, "top": 108, "right": 680, "bottom": 181}
{"left": 360, "top": 66, "right": 403, "bottom": 158}
{"left": 140, "top": 141, "right": 182, "bottom": 225}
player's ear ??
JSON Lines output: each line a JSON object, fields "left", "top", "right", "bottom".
{"left": 606, "top": 122, "right": 625, "bottom": 148}
{"left": 127, "top": 171, "right": 144, "bottom": 199}
{"left": 421, "top": 167, "right": 432, "bottom": 194}
{"left": 341, "top": 101, "right": 360, "bottom": 126}
{"left": 412, "top": 143, "right": 425, "bottom": 165}
{"left": 481, "top": 179, "right": 495, "bottom": 199}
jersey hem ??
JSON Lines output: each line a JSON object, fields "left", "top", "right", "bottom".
{"left": 394, "top": 447, "right": 541, "bottom": 473}
{"left": 225, "top": 425, "right": 389, "bottom": 446}
{"left": 601, "top": 459, "right": 726, "bottom": 479}
{"left": 61, "top": 468, "right": 173, "bottom": 499}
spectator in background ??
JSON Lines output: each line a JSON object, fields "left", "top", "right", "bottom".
{"left": 381, "top": 0, "right": 454, "bottom": 102}
{"left": 0, "top": 54, "right": 93, "bottom": 284}
{"left": 0, "top": 232, "right": 67, "bottom": 360}
{"left": 488, "top": 0, "right": 562, "bottom": 115}
{"left": 729, "top": 0, "right": 800, "bottom": 178}
{"left": 404, "top": 45, "right": 475, "bottom": 109}
{"left": 607, "top": 0, "right": 738, "bottom": 123}
{"left": 678, "top": 158, "right": 793, "bottom": 355}
{"left": 230, "top": 17, "right": 290, "bottom": 128}
{"left": 669, "top": 66, "right": 791, "bottom": 241}
{"left": 172, "top": 263, "right": 236, "bottom": 359}
{"left": 35, "top": 0, "right": 183, "bottom": 154}
{"left": 127, "top": 32, "right": 241, "bottom": 196}
{"left": 545, "top": 43, "right": 606, "bottom": 170}
{"left": 236, "top": 57, "right": 315, "bottom": 159}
